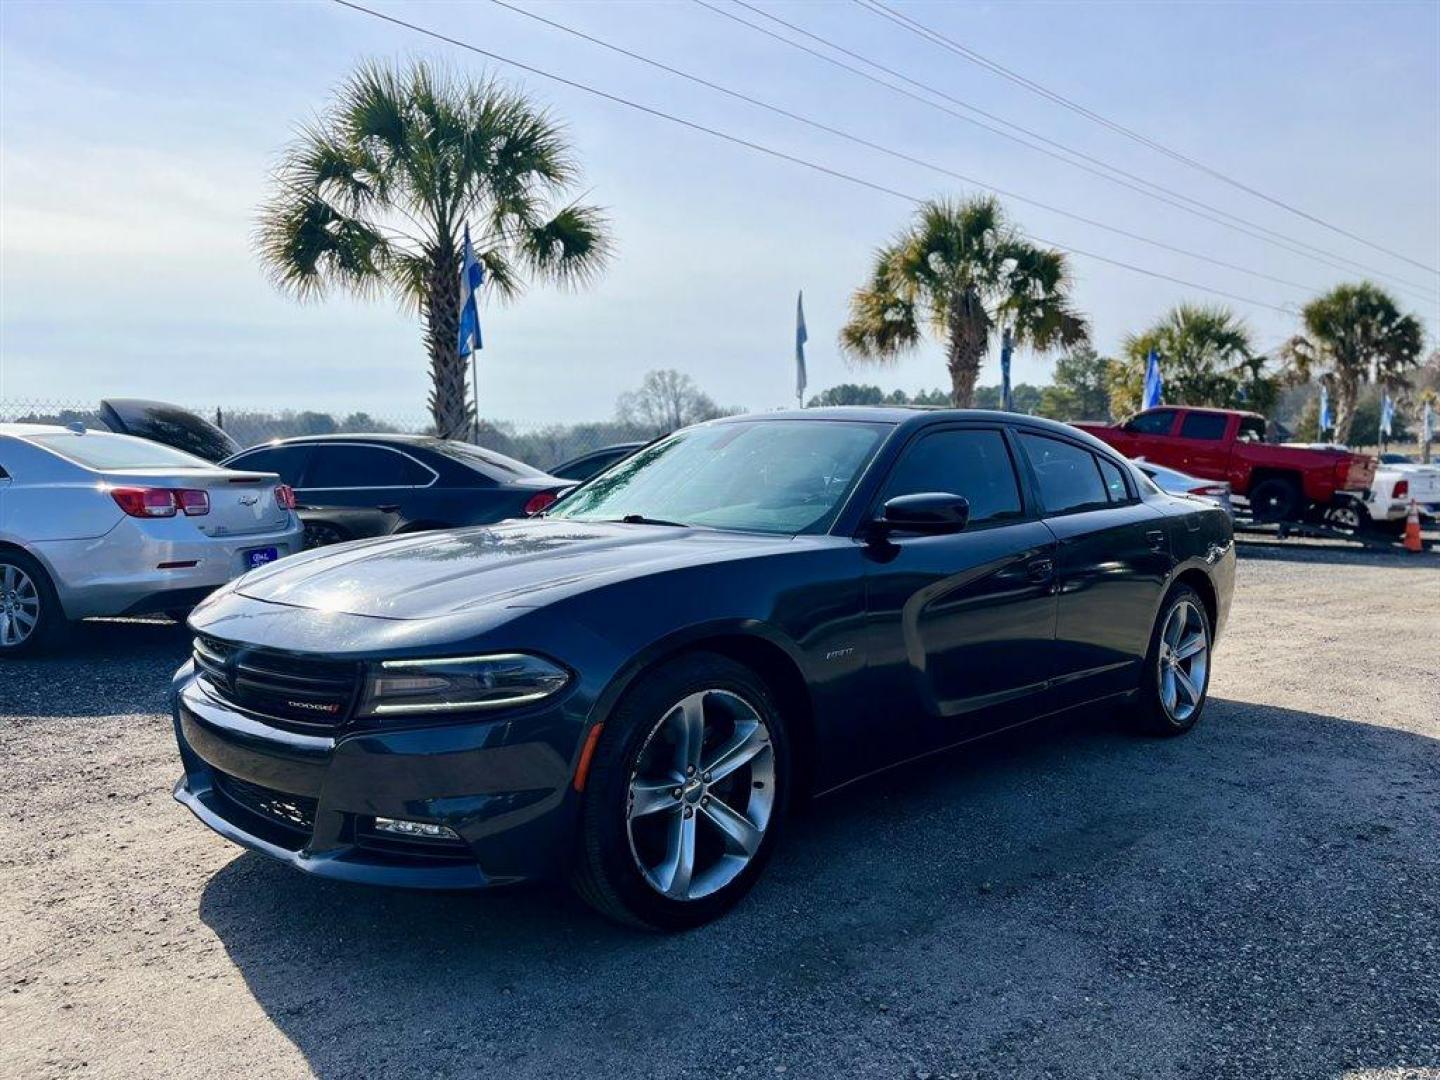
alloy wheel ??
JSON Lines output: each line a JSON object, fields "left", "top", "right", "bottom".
{"left": 626, "top": 689, "right": 776, "bottom": 902}
{"left": 1157, "top": 599, "right": 1209, "bottom": 723}
{"left": 0, "top": 562, "right": 41, "bottom": 647}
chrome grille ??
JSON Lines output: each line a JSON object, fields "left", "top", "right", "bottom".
{"left": 193, "top": 635, "right": 361, "bottom": 729}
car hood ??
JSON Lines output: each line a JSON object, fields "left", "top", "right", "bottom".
{"left": 231, "top": 518, "right": 796, "bottom": 620}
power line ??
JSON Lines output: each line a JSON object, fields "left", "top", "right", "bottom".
{"left": 707, "top": 0, "right": 1438, "bottom": 303}
{"left": 858, "top": 0, "right": 1440, "bottom": 278}
{"left": 329, "top": 0, "right": 1303, "bottom": 317}
{"left": 484, "top": 0, "right": 1322, "bottom": 297}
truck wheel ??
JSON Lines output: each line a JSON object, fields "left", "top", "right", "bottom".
{"left": 1324, "top": 500, "right": 1370, "bottom": 532}
{"left": 1249, "top": 478, "right": 1301, "bottom": 522}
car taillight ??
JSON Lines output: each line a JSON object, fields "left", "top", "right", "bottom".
{"left": 176, "top": 489, "right": 210, "bottom": 516}
{"left": 1393, "top": 479, "right": 1409, "bottom": 499}
{"left": 524, "top": 490, "right": 560, "bottom": 516}
{"left": 275, "top": 484, "right": 297, "bottom": 510}
{"left": 111, "top": 487, "right": 178, "bottom": 517}
{"left": 1190, "top": 484, "right": 1229, "bottom": 497}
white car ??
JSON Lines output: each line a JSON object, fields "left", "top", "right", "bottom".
{"left": 1366, "top": 453, "right": 1440, "bottom": 523}
{"left": 1132, "top": 458, "right": 1235, "bottom": 518}
{"left": 0, "top": 423, "right": 302, "bottom": 654}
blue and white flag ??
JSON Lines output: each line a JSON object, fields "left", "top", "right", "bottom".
{"left": 457, "top": 225, "right": 485, "bottom": 357}
{"left": 795, "top": 291, "right": 808, "bottom": 405}
{"left": 1379, "top": 391, "right": 1396, "bottom": 439}
{"left": 1142, "top": 348, "right": 1163, "bottom": 410}
{"left": 1318, "top": 384, "right": 1331, "bottom": 433}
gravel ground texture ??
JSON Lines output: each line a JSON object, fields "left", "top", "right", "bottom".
{"left": 2, "top": 538, "right": 1438, "bottom": 1080}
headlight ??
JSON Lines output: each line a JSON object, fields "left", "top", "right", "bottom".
{"left": 358, "top": 653, "right": 570, "bottom": 717}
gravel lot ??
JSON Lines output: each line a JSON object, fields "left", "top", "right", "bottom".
{"left": 2, "top": 540, "right": 1438, "bottom": 1080}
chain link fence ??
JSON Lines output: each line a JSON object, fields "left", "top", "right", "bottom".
{"left": 0, "top": 400, "right": 653, "bottom": 473}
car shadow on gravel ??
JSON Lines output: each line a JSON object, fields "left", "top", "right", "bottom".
{"left": 197, "top": 698, "right": 1440, "bottom": 1080}
{"left": 0, "top": 617, "right": 190, "bottom": 718}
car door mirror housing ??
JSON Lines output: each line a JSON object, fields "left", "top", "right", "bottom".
{"left": 875, "top": 492, "right": 970, "bottom": 536}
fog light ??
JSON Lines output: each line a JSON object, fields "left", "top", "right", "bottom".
{"left": 373, "top": 817, "right": 460, "bottom": 840}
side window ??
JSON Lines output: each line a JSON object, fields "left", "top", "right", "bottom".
{"left": 1096, "top": 457, "right": 1130, "bottom": 503}
{"left": 1125, "top": 409, "right": 1178, "bottom": 436}
{"left": 303, "top": 446, "right": 431, "bottom": 488}
{"left": 228, "top": 446, "right": 311, "bottom": 486}
{"left": 1018, "top": 433, "right": 1109, "bottom": 515}
{"left": 878, "top": 428, "right": 1023, "bottom": 526}
{"left": 1179, "top": 412, "right": 1228, "bottom": 440}
{"left": 1237, "top": 416, "right": 1266, "bottom": 443}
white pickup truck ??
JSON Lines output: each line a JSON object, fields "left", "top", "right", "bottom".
{"left": 1367, "top": 453, "right": 1440, "bottom": 523}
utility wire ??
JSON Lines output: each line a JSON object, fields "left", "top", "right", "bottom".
{"left": 485, "top": 0, "right": 1321, "bottom": 297}
{"left": 858, "top": 0, "right": 1439, "bottom": 277}
{"left": 709, "top": 0, "right": 1438, "bottom": 302}
{"left": 329, "top": 0, "right": 1301, "bottom": 316}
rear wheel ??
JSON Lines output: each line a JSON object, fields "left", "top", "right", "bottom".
{"left": 0, "top": 551, "right": 65, "bottom": 657}
{"left": 1248, "top": 477, "right": 1301, "bottom": 522}
{"left": 302, "top": 521, "right": 350, "bottom": 549}
{"left": 571, "top": 652, "right": 790, "bottom": 930}
{"left": 1323, "top": 498, "right": 1370, "bottom": 532}
{"left": 1130, "top": 585, "right": 1212, "bottom": 736}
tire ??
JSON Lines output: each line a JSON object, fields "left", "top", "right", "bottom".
{"left": 0, "top": 549, "right": 67, "bottom": 657}
{"left": 1248, "top": 478, "right": 1302, "bottom": 523}
{"left": 302, "top": 521, "right": 350, "bottom": 549}
{"left": 1323, "top": 499, "right": 1370, "bottom": 533}
{"left": 570, "top": 652, "right": 791, "bottom": 930}
{"left": 1130, "top": 584, "right": 1213, "bottom": 736}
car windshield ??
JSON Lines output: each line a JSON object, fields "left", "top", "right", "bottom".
{"left": 548, "top": 420, "right": 888, "bottom": 534}
{"left": 28, "top": 432, "right": 213, "bottom": 470}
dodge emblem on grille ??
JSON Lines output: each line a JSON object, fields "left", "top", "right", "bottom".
{"left": 287, "top": 700, "right": 341, "bottom": 714}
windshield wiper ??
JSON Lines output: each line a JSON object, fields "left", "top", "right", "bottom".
{"left": 615, "top": 513, "right": 689, "bottom": 527}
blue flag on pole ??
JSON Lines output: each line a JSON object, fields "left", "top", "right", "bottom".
{"left": 1380, "top": 391, "right": 1395, "bottom": 438}
{"left": 1000, "top": 328, "right": 1014, "bottom": 412}
{"left": 795, "top": 291, "right": 808, "bottom": 406}
{"left": 1142, "top": 349, "right": 1163, "bottom": 410}
{"left": 1318, "top": 384, "right": 1331, "bottom": 434}
{"left": 457, "top": 225, "right": 485, "bottom": 357}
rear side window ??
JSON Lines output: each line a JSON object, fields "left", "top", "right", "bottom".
{"left": 227, "top": 446, "right": 312, "bottom": 486}
{"left": 878, "top": 428, "right": 1023, "bottom": 526}
{"left": 302, "top": 445, "right": 432, "bottom": 488}
{"left": 1125, "top": 410, "right": 1177, "bottom": 435}
{"left": 1018, "top": 433, "right": 1109, "bottom": 514}
{"left": 1097, "top": 457, "right": 1131, "bottom": 502}
{"left": 1179, "top": 412, "right": 1228, "bottom": 440}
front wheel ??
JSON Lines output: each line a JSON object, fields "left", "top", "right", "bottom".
{"left": 302, "top": 521, "right": 350, "bottom": 549}
{"left": 571, "top": 652, "right": 791, "bottom": 930}
{"left": 1130, "top": 585, "right": 1212, "bottom": 736}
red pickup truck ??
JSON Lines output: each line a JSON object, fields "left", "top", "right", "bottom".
{"left": 1074, "top": 406, "right": 1376, "bottom": 521}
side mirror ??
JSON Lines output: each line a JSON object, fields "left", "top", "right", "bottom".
{"left": 873, "top": 492, "right": 970, "bottom": 537}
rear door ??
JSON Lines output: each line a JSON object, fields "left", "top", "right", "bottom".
{"left": 862, "top": 425, "right": 1059, "bottom": 756}
{"left": 294, "top": 444, "right": 436, "bottom": 513}
{"left": 1015, "top": 432, "right": 1171, "bottom": 705}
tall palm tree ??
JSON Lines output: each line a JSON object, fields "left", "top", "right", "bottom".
{"left": 1116, "top": 304, "right": 1261, "bottom": 415}
{"left": 840, "top": 196, "right": 1087, "bottom": 408}
{"left": 1280, "top": 283, "right": 1424, "bottom": 444}
{"left": 256, "top": 60, "right": 612, "bottom": 438}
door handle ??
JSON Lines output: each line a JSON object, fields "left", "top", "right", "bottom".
{"left": 377, "top": 504, "right": 401, "bottom": 513}
{"left": 1145, "top": 529, "right": 1165, "bottom": 551}
{"left": 1026, "top": 557, "right": 1055, "bottom": 582}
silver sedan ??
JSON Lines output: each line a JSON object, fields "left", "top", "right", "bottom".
{"left": 1133, "top": 458, "right": 1235, "bottom": 519}
{"left": 0, "top": 424, "right": 302, "bottom": 654}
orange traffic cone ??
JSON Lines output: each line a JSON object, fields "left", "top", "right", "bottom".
{"left": 1402, "top": 500, "right": 1423, "bottom": 553}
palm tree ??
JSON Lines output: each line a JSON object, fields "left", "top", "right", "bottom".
{"left": 1280, "top": 283, "right": 1425, "bottom": 444}
{"left": 256, "top": 60, "right": 612, "bottom": 438}
{"left": 1116, "top": 304, "right": 1262, "bottom": 416}
{"left": 839, "top": 196, "right": 1087, "bottom": 408}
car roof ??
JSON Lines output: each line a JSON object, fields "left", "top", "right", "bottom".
{"left": 0, "top": 422, "right": 75, "bottom": 437}
{"left": 712, "top": 407, "right": 1126, "bottom": 452}
{"left": 250, "top": 433, "right": 439, "bottom": 446}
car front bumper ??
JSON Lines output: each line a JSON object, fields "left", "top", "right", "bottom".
{"left": 169, "top": 662, "right": 584, "bottom": 889}
{"left": 38, "top": 516, "right": 304, "bottom": 619}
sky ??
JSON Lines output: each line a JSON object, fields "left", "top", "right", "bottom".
{"left": 1, "top": 0, "right": 1437, "bottom": 427}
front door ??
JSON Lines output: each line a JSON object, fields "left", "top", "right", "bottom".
{"left": 863, "top": 426, "right": 1059, "bottom": 758}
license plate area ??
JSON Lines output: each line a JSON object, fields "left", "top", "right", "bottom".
{"left": 244, "top": 546, "right": 280, "bottom": 570}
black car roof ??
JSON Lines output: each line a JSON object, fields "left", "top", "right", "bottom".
{"left": 262, "top": 433, "right": 440, "bottom": 446}
{"left": 714, "top": 406, "right": 1118, "bottom": 450}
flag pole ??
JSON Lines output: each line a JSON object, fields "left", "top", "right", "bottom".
{"left": 470, "top": 348, "right": 479, "bottom": 443}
